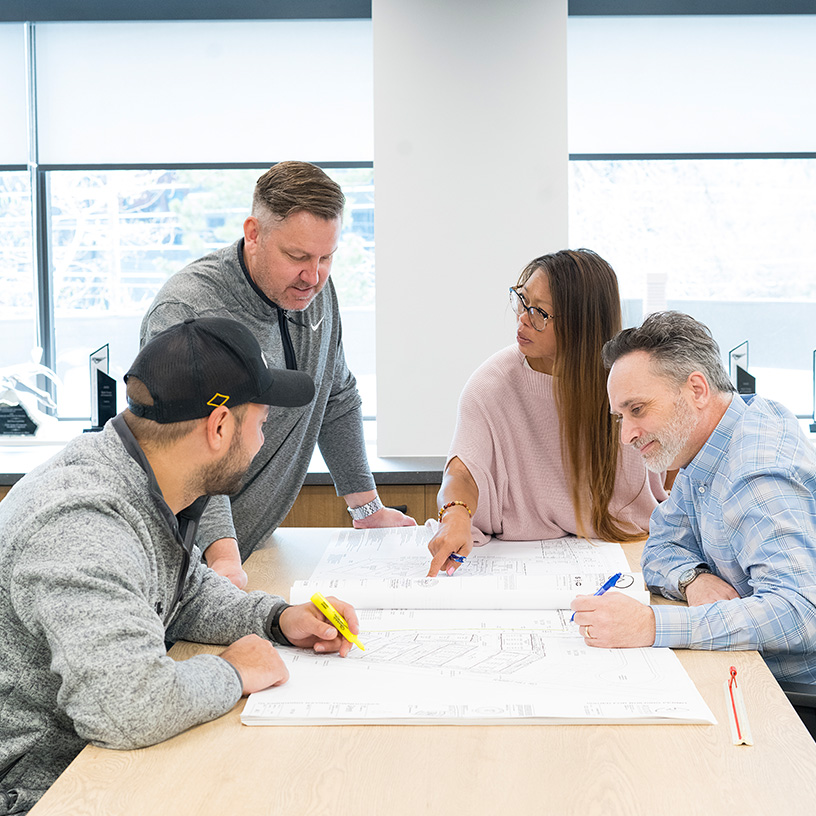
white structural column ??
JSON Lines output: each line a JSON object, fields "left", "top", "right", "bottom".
{"left": 374, "top": 0, "right": 568, "bottom": 456}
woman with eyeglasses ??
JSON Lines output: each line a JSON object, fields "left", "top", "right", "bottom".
{"left": 427, "top": 248, "right": 668, "bottom": 576}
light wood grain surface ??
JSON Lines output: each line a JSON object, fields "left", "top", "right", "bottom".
{"left": 31, "top": 529, "right": 816, "bottom": 816}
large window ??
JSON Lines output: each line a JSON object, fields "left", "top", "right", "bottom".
{"left": 0, "top": 171, "right": 35, "bottom": 371}
{"left": 567, "top": 12, "right": 816, "bottom": 420}
{"left": 569, "top": 157, "right": 816, "bottom": 415}
{"left": 3, "top": 7, "right": 816, "bottom": 439}
{"left": 49, "top": 166, "right": 375, "bottom": 418}
{"left": 0, "top": 15, "right": 375, "bottom": 423}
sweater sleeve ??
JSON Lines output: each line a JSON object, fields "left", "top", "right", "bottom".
{"left": 10, "top": 511, "right": 244, "bottom": 751}
{"left": 447, "top": 371, "right": 504, "bottom": 544}
{"left": 317, "top": 307, "right": 375, "bottom": 498}
{"left": 166, "top": 550, "right": 287, "bottom": 644}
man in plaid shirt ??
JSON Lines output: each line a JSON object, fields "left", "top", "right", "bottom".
{"left": 571, "top": 311, "right": 816, "bottom": 695}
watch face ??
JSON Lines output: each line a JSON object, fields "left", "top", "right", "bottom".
{"left": 678, "top": 568, "right": 699, "bottom": 596}
{"left": 679, "top": 568, "right": 697, "bottom": 587}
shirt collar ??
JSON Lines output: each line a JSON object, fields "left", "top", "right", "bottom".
{"left": 682, "top": 392, "right": 744, "bottom": 482}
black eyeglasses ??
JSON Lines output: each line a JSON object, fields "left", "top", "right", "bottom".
{"left": 509, "top": 287, "right": 555, "bottom": 332}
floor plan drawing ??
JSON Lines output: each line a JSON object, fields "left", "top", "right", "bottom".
{"left": 242, "top": 530, "right": 717, "bottom": 728}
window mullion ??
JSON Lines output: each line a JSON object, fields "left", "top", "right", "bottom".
{"left": 25, "top": 21, "right": 56, "bottom": 411}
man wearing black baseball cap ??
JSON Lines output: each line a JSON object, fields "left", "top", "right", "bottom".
{"left": 0, "top": 317, "right": 360, "bottom": 814}
{"left": 127, "top": 315, "right": 317, "bottom": 423}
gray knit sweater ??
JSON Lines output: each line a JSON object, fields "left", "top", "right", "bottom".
{"left": 0, "top": 417, "right": 286, "bottom": 814}
{"left": 140, "top": 239, "right": 375, "bottom": 558}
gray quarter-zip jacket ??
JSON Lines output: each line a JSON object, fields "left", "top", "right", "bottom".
{"left": 140, "top": 239, "right": 376, "bottom": 558}
{"left": 0, "top": 415, "right": 287, "bottom": 814}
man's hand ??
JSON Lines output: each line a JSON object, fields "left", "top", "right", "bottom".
{"left": 205, "top": 537, "right": 248, "bottom": 589}
{"left": 219, "top": 634, "right": 289, "bottom": 695}
{"left": 427, "top": 508, "right": 472, "bottom": 577}
{"left": 684, "top": 572, "right": 740, "bottom": 606}
{"left": 344, "top": 490, "right": 416, "bottom": 530}
{"left": 570, "top": 592, "right": 656, "bottom": 648}
{"left": 280, "top": 596, "right": 361, "bottom": 658}
{"left": 352, "top": 506, "right": 417, "bottom": 529}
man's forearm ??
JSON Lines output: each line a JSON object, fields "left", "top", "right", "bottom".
{"left": 318, "top": 403, "right": 375, "bottom": 498}
{"left": 205, "top": 538, "right": 247, "bottom": 590}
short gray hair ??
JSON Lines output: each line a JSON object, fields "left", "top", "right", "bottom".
{"left": 602, "top": 311, "right": 735, "bottom": 394}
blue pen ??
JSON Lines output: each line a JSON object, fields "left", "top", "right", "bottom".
{"left": 570, "top": 572, "right": 622, "bottom": 622}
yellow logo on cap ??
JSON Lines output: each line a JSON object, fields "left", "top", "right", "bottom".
{"left": 207, "top": 393, "right": 230, "bottom": 407}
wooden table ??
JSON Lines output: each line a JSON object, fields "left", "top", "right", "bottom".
{"left": 31, "top": 529, "right": 816, "bottom": 815}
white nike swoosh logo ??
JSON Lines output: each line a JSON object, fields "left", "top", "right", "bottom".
{"left": 311, "top": 316, "right": 324, "bottom": 331}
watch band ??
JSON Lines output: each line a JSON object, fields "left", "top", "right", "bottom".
{"left": 266, "top": 603, "right": 294, "bottom": 646}
{"left": 347, "top": 496, "right": 384, "bottom": 521}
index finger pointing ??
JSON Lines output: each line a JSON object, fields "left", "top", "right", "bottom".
{"left": 427, "top": 549, "right": 450, "bottom": 577}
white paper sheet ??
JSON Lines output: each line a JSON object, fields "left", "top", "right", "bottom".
{"left": 307, "top": 525, "right": 632, "bottom": 582}
{"left": 296, "top": 527, "right": 646, "bottom": 609}
{"left": 291, "top": 573, "right": 650, "bottom": 610}
{"left": 242, "top": 608, "right": 715, "bottom": 725}
{"left": 242, "top": 528, "right": 717, "bottom": 727}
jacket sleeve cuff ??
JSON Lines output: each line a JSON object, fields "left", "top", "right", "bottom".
{"left": 265, "top": 602, "right": 294, "bottom": 646}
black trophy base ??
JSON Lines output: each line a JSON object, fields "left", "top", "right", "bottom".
{"left": 0, "top": 404, "right": 38, "bottom": 436}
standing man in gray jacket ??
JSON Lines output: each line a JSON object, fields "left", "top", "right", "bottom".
{"left": 0, "top": 317, "right": 359, "bottom": 816}
{"left": 141, "top": 161, "right": 415, "bottom": 589}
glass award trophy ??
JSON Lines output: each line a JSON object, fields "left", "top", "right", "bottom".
{"left": 0, "top": 351, "right": 60, "bottom": 437}
{"left": 728, "top": 340, "right": 755, "bottom": 396}
{"left": 88, "top": 344, "right": 117, "bottom": 432}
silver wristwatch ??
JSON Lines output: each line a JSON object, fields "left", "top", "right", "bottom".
{"left": 677, "top": 565, "right": 711, "bottom": 599}
{"left": 347, "top": 496, "right": 384, "bottom": 521}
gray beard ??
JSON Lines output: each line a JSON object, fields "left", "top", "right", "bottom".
{"left": 637, "top": 396, "right": 697, "bottom": 473}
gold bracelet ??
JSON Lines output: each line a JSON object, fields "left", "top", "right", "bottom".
{"left": 438, "top": 500, "right": 472, "bottom": 522}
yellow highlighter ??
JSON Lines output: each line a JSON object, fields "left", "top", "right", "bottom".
{"left": 310, "top": 592, "right": 365, "bottom": 651}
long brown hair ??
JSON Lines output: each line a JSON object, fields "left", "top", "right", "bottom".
{"left": 516, "top": 249, "right": 643, "bottom": 542}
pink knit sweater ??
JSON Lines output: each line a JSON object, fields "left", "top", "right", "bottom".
{"left": 449, "top": 345, "right": 667, "bottom": 545}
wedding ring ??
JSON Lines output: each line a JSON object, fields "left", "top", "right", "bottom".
{"left": 584, "top": 625, "right": 594, "bottom": 639}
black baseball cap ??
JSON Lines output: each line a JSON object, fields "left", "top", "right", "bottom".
{"left": 125, "top": 317, "right": 315, "bottom": 423}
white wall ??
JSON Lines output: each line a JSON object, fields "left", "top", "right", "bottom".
{"left": 374, "top": 0, "right": 569, "bottom": 456}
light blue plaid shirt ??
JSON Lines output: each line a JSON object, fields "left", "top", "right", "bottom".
{"left": 644, "top": 393, "right": 816, "bottom": 684}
